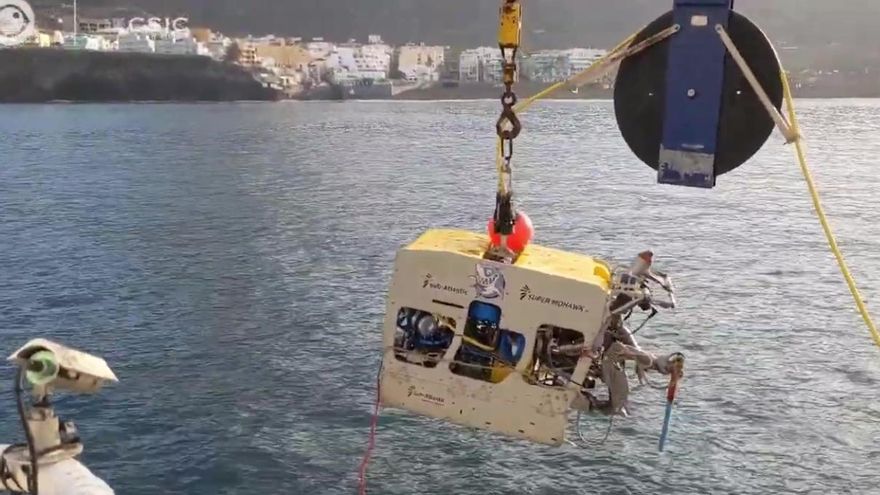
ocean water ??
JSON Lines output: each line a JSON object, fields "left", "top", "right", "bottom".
{"left": 0, "top": 100, "right": 878, "bottom": 495}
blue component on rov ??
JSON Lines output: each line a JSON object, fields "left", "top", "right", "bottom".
{"left": 659, "top": 0, "right": 733, "bottom": 189}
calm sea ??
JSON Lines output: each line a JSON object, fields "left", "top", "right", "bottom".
{"left": 1, "top": 100, "right": 878, "bottom": 494}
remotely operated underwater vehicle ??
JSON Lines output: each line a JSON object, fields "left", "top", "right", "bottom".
{"left": 380, "top": 231, "right": 684, "bottom": 446}
{"left": 363, "top": 3, "right": 879, "bottom": 491}
{"left": 373, "top": 0, "right": 791, "bottom": 453}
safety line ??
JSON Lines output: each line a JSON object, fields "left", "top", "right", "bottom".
{"left": 780, "top": 70, "right": 880, "bottom": 348}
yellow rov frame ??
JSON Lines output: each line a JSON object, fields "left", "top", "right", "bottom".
{"left": 380, "top": 229, "right": 612, "bottom": 445}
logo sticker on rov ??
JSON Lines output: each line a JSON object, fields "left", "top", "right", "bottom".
{"left": 422, "top": 274, "right": 468, "bottom": 295}
{"left": 471, "top": 263, "right": 505, "bottom": 299}
{"left": 520, "top": 285, "right": 588, "bottom": 312}
{"left": 0, "top": 0, "right": 35, "bottom": 47}
{"left": 407, "top": 385, "right": 445, "bottom": 405}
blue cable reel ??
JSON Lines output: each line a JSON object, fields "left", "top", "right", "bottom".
{"left": 614, "top": 0, "right": 785, "bottom": 189}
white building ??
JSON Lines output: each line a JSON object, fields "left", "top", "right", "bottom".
{"left": 564, "top": 48, "right": 607, "bottom": 73}
{"left": 397, "top": 43, "right": 446, "bottom": 81}
{"left": 328, "top": 45, "right": 386, "bottom": 81}
{"left": 114, "top": 23, "right": 209, "bottom": 56}
{"left": 155, "top": 36, "right": 208, "bottom": 56}
{"left": 523, "top": 48, "right": 608, "bottom": 82}
{"left": 306, "top": 38, "right": 334, "bottom": 59}
{"left": 62, "top": 34, "right": 113, "bottom": 51}
{"left": 359, "top": 34, "right": 392, "bottom": 75}
{"left": 523, "top": 50, "right": 567, "bottom": 83}
{"left": 326, "top": 45, "right": 354, "bottom": 77}
{"left": 117, "top": 32, "right": 155, "bottom": 52}
{"left": 324, "top": 36, "right": 392, "bottom": 82}
{"left": 459, "top": 46, "right": 502, "bottom": 83}
{"left": 206, "top": 37, "right": 232, "bottom": 60}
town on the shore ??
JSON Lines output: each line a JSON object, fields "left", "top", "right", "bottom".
{"left": 6, "top": 11, "right": 874, "bottom": 99}
{"left": 3, "top": 12, "right": 642, "bottom": 99}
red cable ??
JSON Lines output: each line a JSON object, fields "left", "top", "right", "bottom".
{"left": 358, "top": 369, "right": 382, "bottom": 495}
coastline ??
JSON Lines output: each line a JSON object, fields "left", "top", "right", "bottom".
{"left": 391, "top": 82, "right": 613, "bottom": 101}
{"left": 0, "top": 48, "right": 281, "bottom": 103}
{"left": 290, "top": 76, "right": 879, "bottom": 101}
{"left": 1, "top": 49, "right": 875, "bottom": 103}
{"left": 388, "top": 79, "right": 880, "bottom": 101}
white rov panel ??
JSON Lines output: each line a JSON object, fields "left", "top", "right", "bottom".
{"left": 379, "top": 229, "right": 611, "bottom": 445}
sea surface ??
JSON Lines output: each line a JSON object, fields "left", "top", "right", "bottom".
{"left": 1, "top": 100, "right": 878, "bottom": 495}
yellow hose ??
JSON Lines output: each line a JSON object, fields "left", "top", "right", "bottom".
{"left": 780, "top": 70, "right": 880, "bottom": 348}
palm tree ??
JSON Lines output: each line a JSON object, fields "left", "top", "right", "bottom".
{"left": 224, "top": 42, "right": 242, "bottom": 64}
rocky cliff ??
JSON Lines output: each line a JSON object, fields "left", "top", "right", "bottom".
{"left": 0, "top": 49, "right": 281, "bottom": 102}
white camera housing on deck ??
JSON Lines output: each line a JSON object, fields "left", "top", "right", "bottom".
{"left": 2, "top": 339, "right": 118, "bottom": 493}
{"left": 7, "top": 338, "right": 118, "bottom": 395}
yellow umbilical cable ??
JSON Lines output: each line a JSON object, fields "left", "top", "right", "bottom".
{"left": 780, "top": 70, "right": 880, "bottom": 348}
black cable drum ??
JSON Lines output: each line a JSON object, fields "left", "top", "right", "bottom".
{"left": 613, "top": 10, "right": 785, "bottom": 176}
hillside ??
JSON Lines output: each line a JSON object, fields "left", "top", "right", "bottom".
{"left": 0, "top": 49, "right": 280, "bottom": 102}
{"left": 32, "top": 0, "right": 880, "bottom": 70}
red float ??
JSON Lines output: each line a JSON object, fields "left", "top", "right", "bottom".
{"left": 487, "top": 211, "right": 534, "bottom": 253}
